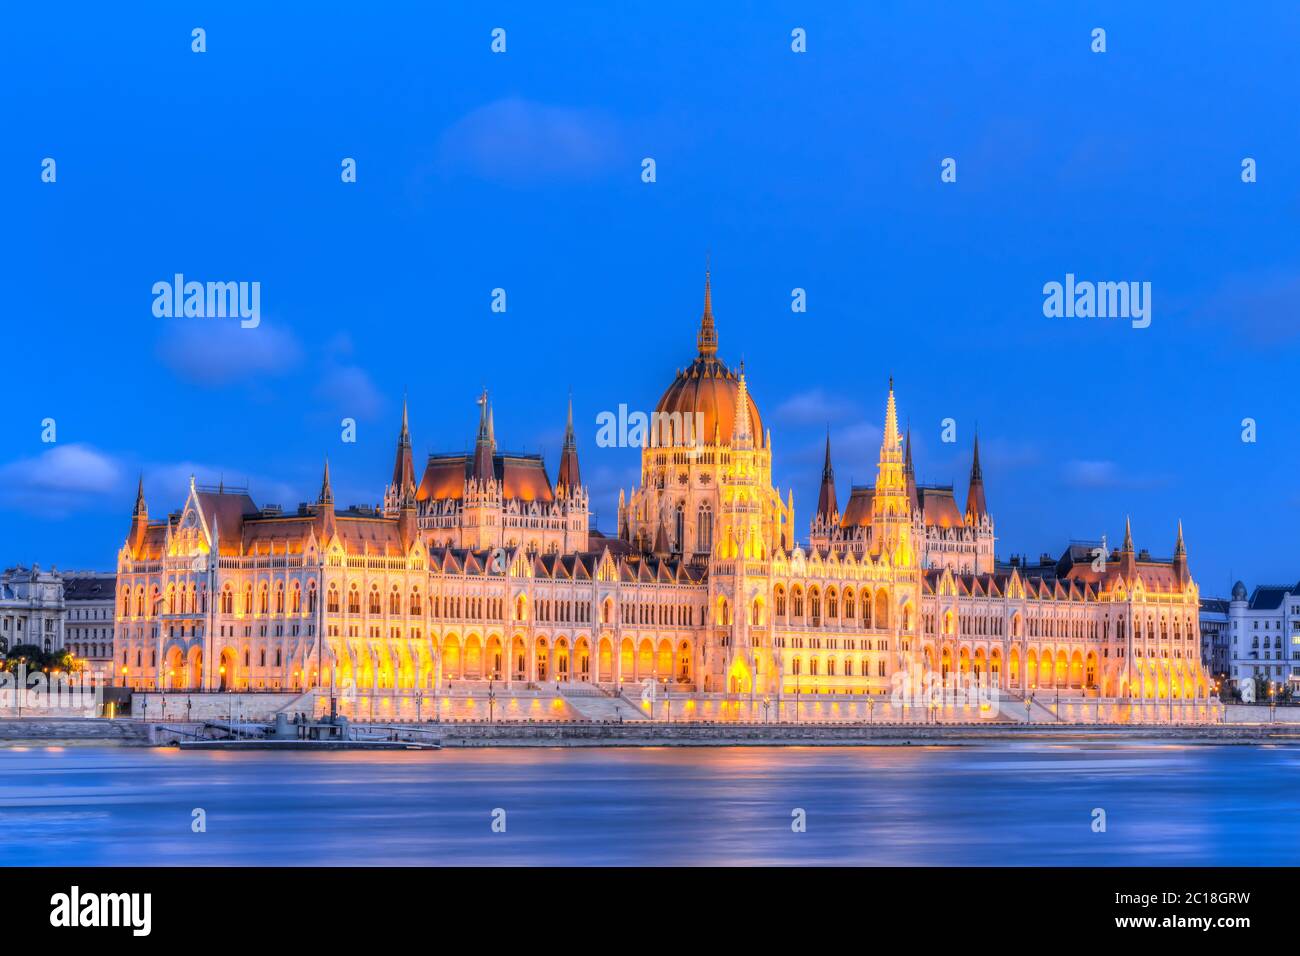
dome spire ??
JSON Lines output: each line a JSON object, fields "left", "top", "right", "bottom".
{"left": 697, "top": 263, "right": 718, "bottom": 358}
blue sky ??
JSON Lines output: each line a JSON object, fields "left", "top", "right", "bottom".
{"left": 4, "top": 2, "right": 1299, "bottom": 594}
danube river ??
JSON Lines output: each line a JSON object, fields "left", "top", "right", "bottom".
{"left": 1, "top": 742, "right": 1297, "bottom": 865}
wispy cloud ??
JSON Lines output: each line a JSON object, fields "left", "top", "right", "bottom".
{"left": 773, "top": 388, "right": 859, "bottom": 426}
{"left": 314, "top": 365, "right": 385, "bottom": 421}
{"left": 437, "top": 97, "right": 621, "bottom": 184}
{"left": 156, "top": 321, "right": 302, "bottom": 387}
{"left": 0, "top": 444, "right": 123, "bottom": 516}
{"left": 1196, "top": 271, "right": 1300, "bottom": 346}
{"left": 1061, "top": 459, "right": 1166, "bottom": 491}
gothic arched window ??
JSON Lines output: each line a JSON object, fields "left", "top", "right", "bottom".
{"left": 696, "top": 504, "right": 713, "bottom": 553}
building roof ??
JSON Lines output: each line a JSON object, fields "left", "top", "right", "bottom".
{"left": 840, "top": 487, "right": 874, "bottom": 528}
{"left": 917, "top": 486, "right": 964, "bottom": 529}
{"left": 1247, "top": 583, "right": 1300, "bottom": 611}
{"left": 417, "top": 453, "right": 555, "bottom": 503}
{"left": 63, "top": 574, "right": 116, "bottom": 601}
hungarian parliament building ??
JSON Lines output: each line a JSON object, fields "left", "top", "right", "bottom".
{"left": 112, "top": 275, "right": 1213, "bottom": 720}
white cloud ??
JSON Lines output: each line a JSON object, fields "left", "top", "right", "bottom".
{"left": 0, "top": 444, "right": 123, "bottom": 515}
{"left": 437, "top": 97, "right": 621, "bottom": 184}
{"left": 156, "top": 321, "right": 302, "bottom": 387}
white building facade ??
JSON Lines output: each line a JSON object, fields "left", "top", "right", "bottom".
{"left": 0, "top": 564, "right": 66, "bottom": 655}
{"left": 1225, "top": 580, "right": 1300, "bottom": 692}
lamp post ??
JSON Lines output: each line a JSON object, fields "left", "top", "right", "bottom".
{"left": 866, "top": 696, "right": 874, "bottom": 727}
{"left": 488, "top": 679, "right": 496, "bottom": 724}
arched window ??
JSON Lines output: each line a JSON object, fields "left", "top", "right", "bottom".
{"left": 368, "top": 587, "right": 381, "bottom": 615}
{"left": 389, "top": 587, "right": 401, "bottom": 615}
{"left": 348, "top": 586, "right": 360, "bottom": 615}
{"left": 775, "top": 586, "right": 787, "bottom": 618}
{"left": 327, "top": 586, "right": 339, "bottom": 614}
{"left": 793, "top": 587, "right": 805, "bottom": 619}
{"left": 274, "top": 583, "right": 285, "bottom": 614}
{"left": 410, "top": 588, "right": 422, "bottom": 615}
{"left": 220, "top": 586, "right": 233, "bottom": 615}
{"left": 307, "top": 582, "right": 317, "bottom": 613}
{"left": 810, "top": 588, "right": 821, "bottom": 626}
{"left": 827, "top": 589, "right": 838, "bottom": 620}
{"left": 674, "top": 503, "right": 685, "bottom": 553}
{"left": 843, "top": 589, "right": 855, "bottom": 621}
{"left": 696, "top": 504, "right": 713, "bottom": 553}
{"left": 258, "top": 584, "right": 269, "bottom": 615}
{"left": 290, "top": 583, "right": 301, "bottom": 613}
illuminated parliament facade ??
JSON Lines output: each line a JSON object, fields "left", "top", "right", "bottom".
{"left": 113, "top": 276, "right": 1213, "bottom": 719}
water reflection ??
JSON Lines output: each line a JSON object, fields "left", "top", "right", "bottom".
{"left": 0, "top": 743, "right": 1296, "bottom": 866}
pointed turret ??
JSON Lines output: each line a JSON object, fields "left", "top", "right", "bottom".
{"left": 319, "top": 457, "right": 334, "bottom": 505}
{"left": 965, "top": 433, "right": 988, "bottom": 524}
{"left": 731, "top": 368, "right": 754, "bottom": 450}
{"left": 883, "top": 377, "right": 901, "bottom": 455}
{"left": 815, "top": 429, "right": 838, "bottom": 522}
{"left": 653, "top": 511, "right": 669, "bottom": 554}
{"left": 1172, "top": 519, "right": 1189, "bottom": 585}
{"left": 315, "top": 457, "right": 337, "bottom": 542}
{"left": 391, "top": 395, "right": 416, "bottom": 496}
{"left": 127, "top": 474, "right": 149, "bottom": 558}
{"left": 1118, "top": 515, "right": 1137, "bottom": 578}
{"left": 904, "top": 426, "right": 919, "bottom": 514}
{"left": 697, "top": 268, "right": 718, "bottom": 358}
{"left": 557, "top": 392, "right": 581, "bottom": 496}
{"left": 472, "top": 390, "right": 494, "bottom": 482}
{"left": 870, "top": 378, "right": 913, "bottom": 560}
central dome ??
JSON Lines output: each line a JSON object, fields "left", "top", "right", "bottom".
{"left": 654, "top": 273, "right": 764, "bottom": 448}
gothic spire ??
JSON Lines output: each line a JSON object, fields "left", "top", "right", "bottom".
{"left": 557, "top": 391, "right": 581, "bottom": 495}
{"left": 965, "top": 432, "right": 987, "bottom": 523}
{"left": 731, "top": 369, "right": 754, "bottom": 449}
{"left": 1172, "top": 519, "right": 1189, "bottom": 584}
{"left": 319, "top": 457, "right": 334, "bottom": 505}
{"left": 881, "top": 377, "right": 901, "bottom": 459}
{"left": 1123, "top": 515, "right": 1134, "bottom": 552}
{"left": 391, "top": 394, "right": 415, "bottom": 494}
{"left": 816, "top": 428, "right": 838, "bottom": 521}
{"left": 697, "top": 266, "right": 718, "bottom": 358}
{"left": 473, "top": 390, "right": 494, "bottom": 482}
{"left": 133, "top": 473, "right": 147, "bottom": 516}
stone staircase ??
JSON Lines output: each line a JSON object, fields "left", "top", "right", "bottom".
{"left": 558, "top": 686, "right": 651, "bottom": 721}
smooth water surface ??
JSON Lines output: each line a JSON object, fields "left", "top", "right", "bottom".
{"left": 1, "top": 742, "right": 1297, "bottom": 865}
